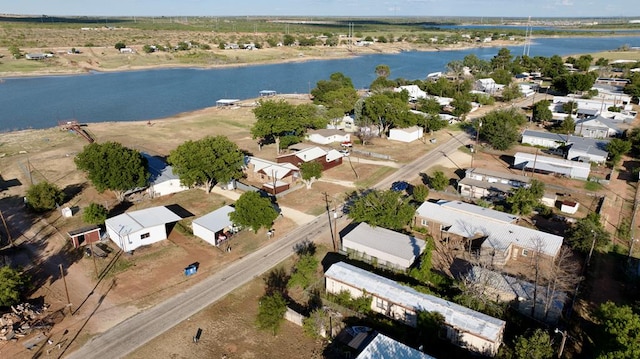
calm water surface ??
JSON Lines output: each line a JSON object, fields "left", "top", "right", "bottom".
{"left": 0, "top": 36, "right": 638, "bottom": 132}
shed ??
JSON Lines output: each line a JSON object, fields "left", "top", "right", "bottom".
{"left": 341, "top": 222, "right": 426, "bottom": 270}
{"left": 388, "top": 126, "right": 423, "bottom": 143}
{"left": 192, "top": 205, "right": 235, "bottom": 246}
{"left": 105, "top": 206, "right": 182, "bottom": 252}
{"left": 68, "top": 225, "right": 101, "bottom": 248}
{"left": 560, "top": 200, "right": 579, "bottom": 214}
{"left": 216, "top": 99, "right": 240, "bottom": 107}
{"left": 541, "top": 191, "right": 557, "bottom": 207}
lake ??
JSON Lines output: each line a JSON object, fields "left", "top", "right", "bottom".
{"left": 0, "top": 36, "right": 638, "bottom": 132}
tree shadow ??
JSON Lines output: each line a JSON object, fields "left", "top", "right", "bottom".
{"left": 0, "top": 195, "right": 40, "bottom": 248}
{"left": 62, "top": 183, "right": 86, "bottom": 204}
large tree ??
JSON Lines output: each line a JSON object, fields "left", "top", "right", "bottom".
{"left": 479, "top": 108, "right": 527, "bottom": 150}
{"left": 506, "top": 179, "right": 544, "bottom": 215}
{"left": 256, "top": 292, "right": 288, "bottom": 336}
{"left": 229, "top": 191, "right": 279, "bottom": 233}
{"left": 595, "top": 301, "right": 640, "bottom": 359}
{"left": 0, "top": 266, "right": 28, "bottom": 307}
{"left": 514, "top": 329, "right": 554, "bottom": 359}
{"left": 491, "top": 48, "right": 513, "bottom": 71}
{"left": 566, "top": 212, "right": 610, "bottom": 253}
{"left": 83, "top": 202, "right": 108, "bottom": 225}
{"left": 606, "top": 138, "right": 631, "bottom": 166}
{"left": 347, "top": 189, "right": 415, "bottom": 230}
{"left": 532, "top": 100, "right": 553, "bottom": 123}
{"left": 168, "top": 135, "right": 244, "bottom": 193}
{"left": 25, "top": 181, "right": 65, "bottom": 212}
{"left": 75, "top": 142, "right": 148, "bottom": 202}
{"left": 362, "top": 91, "right": 413, "bottom": 137}
{"left": 310, "top": 72, "right": 358, "bottom": 116}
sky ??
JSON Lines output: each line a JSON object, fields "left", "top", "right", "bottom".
{"left": 1, "top": 0, "right": 638, "bottom": 18}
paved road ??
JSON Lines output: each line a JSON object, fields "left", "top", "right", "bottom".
{"left": 65, "top": 131, "right": 471, "bottom": 359}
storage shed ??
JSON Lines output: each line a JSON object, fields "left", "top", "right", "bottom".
{"left": 192, "top": 205, "right": 235, "bottom": 246}
{"left": 68, "top": 225, "right": 101, "bottom": 248}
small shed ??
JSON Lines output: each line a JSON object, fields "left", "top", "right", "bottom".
{"left": 68, "top": 225, "right": 101, "bottom": 248}
{"left": 541, "top": 191, "right": 557, "bottom": 207}
{"left": 388, "top": 126, "right": 424, "bottom": 143}
{"left": 560, "top": 200, "right": 579, "bottom": 214}
{"left": 192, "top": 205, "right": 235, "bottom": 246}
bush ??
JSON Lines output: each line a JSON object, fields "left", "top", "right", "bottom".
{"left": 114, "top": 42, "right": 126, "bottom": 50}
{"left": 412, "top": 184, "right": 429, "bottom": 203}
{"left": 25, "top": 181, "right": 65, "bottom": 212}
{"left": 83, "top": 202, "right": 108, "bottom": 225}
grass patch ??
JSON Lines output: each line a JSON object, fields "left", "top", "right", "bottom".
{"left": 355, "top": 166, "right": 395, "bottom": 188}
{"left": 585, "top": 181, "right": 602, "bottom": 191}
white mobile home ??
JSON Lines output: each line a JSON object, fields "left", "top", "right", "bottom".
{"left": 105, "top": 206, "right": 182, "bottom": 252}
{"left": 513, "top": 152, "right": 591, "bottom": 180}
{"left": 192, "top": 205, "right": 235, "bottom": 246}
{"left": 342, "top": 222, "right": 426, "bottom": 270}
{"left": 325, "top": 262, "right": 505, "bottom": 356}
{"left": 388, "top": 126, "right": 423, "bottom": 143}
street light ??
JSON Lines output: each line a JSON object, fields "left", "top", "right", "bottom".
{"left": 555, "top": 328, "right": 568, "bottom": 358}
{"left": 470, "top": 120, "right": 482, "bottom": 168}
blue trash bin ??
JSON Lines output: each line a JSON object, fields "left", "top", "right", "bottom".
{"left": 184, "top": 265, "right": 197, "bottom": 276}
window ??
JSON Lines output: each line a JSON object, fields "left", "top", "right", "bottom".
{"left": 375, "top": 297, "right": 388, "bottom": 311}
{"left": 421, "top": 219, "right": 428, "bottom": 226}
{"left": 521, "top": 248, "right": 529, "bottom": 257}
{"left": 140, "top": 233, "right": 150, "bottom": 239}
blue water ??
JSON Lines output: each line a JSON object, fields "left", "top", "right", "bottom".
{"left": 429, "top": 24, "right": 640, "bottom": 33}
{"left": 0, "top": 36, "right": 638, "bottom": 132}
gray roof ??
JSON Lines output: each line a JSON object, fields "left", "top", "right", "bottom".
{"left": 416, "top": 201, "right": 563, "bottom": 257}
{"left": 466, "top": 168, "right": 530, "bottom": 184}
{"left": 576, "top": 115, "right": 621, "bottom": 131}
{"left": 192, "top": 205, "right": 234, "bottom": 233}
{"left": 105, "top": 206, "right": 182, "bottom": 235}
{"left": 143, "top": 153, "right": 180, "bottom": 184}
{"left": 342, "top": 223, "right": 426, "bottom": 268}
{"left": 326, "top": 262, "right": 506, "bottom": 343}
{"left": 458, "top": 177, "right": 518, "bottom": 194}
{"left": 356, "top": 333, "right": 436, "bottom": 359}
{"left": 522, "top": 129, "right": 609, "bottom": 155}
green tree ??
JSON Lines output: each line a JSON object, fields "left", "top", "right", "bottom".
{"left": 287, "top": 253, "right": 319, "bottom": 289}
{"left": 514, "top": 329, "right": 554, "bottom": 359}
{"left": 566, "top": 212, "right": 610, "bottom": 252}
{"left": 256, "top": 292, "right": 288, "bottom": 335}
{"left": 606, "top": 138, "right": 631, "bottom": 165}
{"left": 501, "top": 82, "right": 523, "bottom": 101}
{"left": 142, "top": 44, "right": 154, "bottom": 53}
{"left": 25, "top": 181, "right": 65, "bottom": 212}
{"left": 8, "top": 45, "right": 22, "bottom": 59}
{"left": 416, "top": 97, "right": 442, "bottom": 115}
{"left": 557, "top": 116, "right": 576, "bottom": 135}
{"left": 310, "top": 72, "right": 358, "bottom": 115}
{"left": 0, "top": 266, "right": 28, "bottom": 307}
{"left": 168, "top": 136, "right": 243, "bottom": 193}
{"left": 451, "top": 94, "right": 473, "bottom": 119}
{"left": 362, "top": 91, "right": 412, "bottom": 137}
{"left": 229, "top": 191, "right": 278, "bottom": 233}
{"left": 409, "top": 238, "right": 434, "bottom": 283}
{"left": 491, "top": 48, "right": 513, "bottom": 71}
{"left": 491, "top": 68, "right": 513, "bottom": 85}
{"left": 595, "top": 301, "right": 640, "bottom": 359}
{"left": 627, "top": 127, "right": 640, "bottom": 157}
{"left": 114, "top": 41, "right": 126, "bottom": 50}
{"left": 283, "top": 34, "right": 295, "bottom": 46}
{"left": 83, "top": 202, "right": 108, "bottom": 225}
{"left": 303, "top": 308, "right": 330, "bottom": 339}
{"left": 412, "top": 184, "right": 429, "bottom": 203}
{"left": 252, "top": 99, "right": 307, "bottom": 154}
{"left": 479, "top": 108, "right": 527, "bottom": 150}
{"left": 532, "top": 100, "right": 553, "bottom": 122}
{"left": 75, "top": 142, "right": 148, "bottom": 201}
{"left": 375, "top": 64, "right": 391, "bottom": 78}
{"left": 347, "top": 189, "right": 415, "bottom": 230}
{"left": 507, "top": 179, "right": 545, "bottom": 215}
{"left": 299, "top": 161, "right": 323, "bottom": 189}
{"left": 429, "top": 171, "right": 449, "bottom": 191}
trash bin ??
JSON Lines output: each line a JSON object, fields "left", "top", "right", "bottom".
{"left": 184, "top": 265, "right": 197, "bottom": 276}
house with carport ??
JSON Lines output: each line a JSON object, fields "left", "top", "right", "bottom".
{"left": 192, "top": 205, "right": 236, "bottom": 246}
{"left": 105, "top": 206, "right": 182, "bottom": 252}
{"left": 244, "top": 156, "right": 299, "bottom": 194}
{"left": 325, "top": 262, "right": 505, "bottom": 356}
{"left": 414, "top": 200, "right": 563, "bottom": 267}
{"left": 341, "top": 222, "right": 426, "bottom": 271}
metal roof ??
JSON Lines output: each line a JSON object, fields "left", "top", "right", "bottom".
{"left": 308, "top": 128, "right": 348, "bottom": 137}
{"left": 326, "top": 149, "right": 345, "bottom": 162}
{"left": 68, "top": 225, "right": 100, "bottom": 237}
{"left": 105, "top": 206, "right": 182, "bottom": 235}
{"left": 576, "top": 115, "right": 621, "bottom": 131}
{"left": 326, "top": 262, "right": 506, "bottom": 343}
{"left": 293, "top": 146, "right": 327, "bottom": 162}
{"left": 465, "top": 168, "right": 530, "bottom": 184}
{"left": 416, "top": 201, "right": 563, "bottom": 257}
{"left": 192, "top": 205, "right": 234, "bottom": 233}
{"left": 248, "top": 156, "right": 298, "bottom": 179}
{"left": 143, "top": 153, "right": 179, "bottom": 184}
{"left": 356, "top": 333, "right": 436, "bottom": 359}
{"left": 514, "top": 152, "right": 591, "bottom": 170}
{"left": 342, "top": 223, "right": 426, "bottom": 269}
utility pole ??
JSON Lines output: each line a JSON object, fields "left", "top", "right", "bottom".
{"left": 587, "top": 230, "right": 596, "bottom": 266}
{"left": 90, "top": 242, "right": 98, "bottom": 277}
{"left": 470, "top": 120, "right": 482, "bottom": 168}
{"left": 59, "top": 264, "right": 73, "bottom": 315}
{"left": 0, "top": 210, "right": 14, "bottom": 247}
{"left": 323, "top": 192, "right": 336, "bottom": 251}
{"left": 555, "top": 329, "right": 568, "bottom": 358}
{"left": 333, "top": 203, "right": 339, "bottom": 251}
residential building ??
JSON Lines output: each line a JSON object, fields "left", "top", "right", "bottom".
{"left": 458, "top": 168, "right": 530, "bottom": 199}
{"left": 306, "top": 129, "right": 351, "bottom": 145}
{"left": 520, "top": 130, "right": 609, "bottom": 164}
{"left": 513, "top": 152, "right": 591, "bottom": 179}
{"left": 244, "top": 156, "right": 299, "bottom": 194}
{"left": 394, "top": 85, "right": 427, "bottom": 102}
{"left": 341, "top": 222, "right": 427, "bottom": 271}
{"left": 414, "top": 200, "right": 563, "bottom": 266}
{"left": 574, "top": 115, "right": 622, "bottom": 138}
{"left": 356, "top": 332, "right": 437, "bottom": 359}
{"left": 277, "top": 146, "right": 343, "bottom": 171}
{"left": 105, "top": 206, "right": 182, "bottom": 252}
{"left": 143, "top": 153, "right": 189, "bottom": 198}
{"left": 475, "top": 78, "right": 504, "bottom": 94}
{"left": 325, "top": 262, "right": 506, "bottom": 356}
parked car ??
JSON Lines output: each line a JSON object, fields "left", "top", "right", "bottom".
{"left": 391, "top": 181, "right": 409, "bottom": 192}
